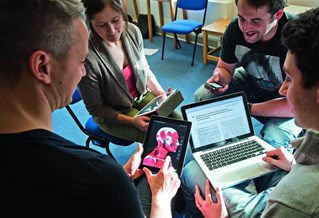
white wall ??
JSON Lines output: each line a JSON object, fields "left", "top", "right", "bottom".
{"left": 124, "top": 0, "right": 318, "bottom": 47}
{"left": 287, "top": 0, "right": 319, "bottom": 7}
{"left": 125, "top": 0, "right": 318, "bottom": 27}
{"left": 126, "top": 0, "right": 236, "bottom": 27}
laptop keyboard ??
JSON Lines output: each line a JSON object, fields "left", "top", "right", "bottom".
{"left": 200, "top": 140, "right": 266, "bottom": 170}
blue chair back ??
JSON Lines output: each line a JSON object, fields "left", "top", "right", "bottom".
{"left": 66, "top": 87, "right": 133, "bottom": 161}
{"left": 177, "top": 0, "right": 207, "bottom": 10}
{"left": 70, "top": 87, "right": 82, "bottom": 104}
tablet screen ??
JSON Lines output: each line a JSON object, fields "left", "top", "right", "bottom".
{"left": 135, "top": 91, "right": 174, "bottom": 117}
{"left": 141, "top": 115, "right": 192, "bottom": 176}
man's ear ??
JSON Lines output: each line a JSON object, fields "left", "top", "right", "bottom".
{"left": 29, "top": 50, "right": 52, "bottom": 84}
{"left": 274, "top": 9, "right": 284, "bottom": 20}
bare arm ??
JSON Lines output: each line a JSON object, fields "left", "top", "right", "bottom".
{"left": 251, "top": 97, "right": 294, "bottom": 118}
{"left": 146, "top": 77, "right": 166, "bottom": 96}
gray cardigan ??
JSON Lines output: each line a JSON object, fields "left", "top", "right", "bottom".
{"left": 78, "top": 23, "right": 156, "bottom": 124}
{"left": 262, "top": 129, "right": 319, "bottom": 217}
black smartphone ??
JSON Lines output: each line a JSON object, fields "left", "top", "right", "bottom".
{"left": 204, "top": 82, "right": 224, "bottom": 90}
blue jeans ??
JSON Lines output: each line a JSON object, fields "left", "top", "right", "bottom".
{"left": 194, "top": 68, "right": 301, "bottom": 148}
{"left": 181, "top": 161, "right": 288, "bottom": 218}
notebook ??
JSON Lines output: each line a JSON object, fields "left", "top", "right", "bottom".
{"left": 141, "top": 115, "right": 192, "bottom": 176}
{"left": 181, "top": 91, "right": 277, "bottom": 189}
{"left": 135, "top": 89, "right": 184, "bottom": 117}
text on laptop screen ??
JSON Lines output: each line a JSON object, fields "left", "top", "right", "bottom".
{"left": 185, "top": 96, "right": 252, "bottom": 150}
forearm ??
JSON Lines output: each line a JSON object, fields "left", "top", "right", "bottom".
{"left": 147, "top": 77, "right": 165, "bottom": 96}
{"left": 150, "top": 197, "right": 172, "bottom": 218}
{"left": 218, "top": 68, "right": 233, "bottom": 84}
{"left": 117, "top": 113, "right": 136, "bottom": 126}
{"left": 207, "top": 60, "right": 237, "bottom": 85}
{"left": 251, "top": 97, "right": 294, "bottom": 117}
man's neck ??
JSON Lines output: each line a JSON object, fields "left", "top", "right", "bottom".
{"left": 0, "top": 89, "right": 52, "bottom": 134}
{"left": 260, "top": 19, "right": 279, "bottom": 42}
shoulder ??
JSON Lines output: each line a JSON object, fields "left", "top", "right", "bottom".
{"left": 123, "top": 22, "right": 143, "bottom": 44}
{"left": 224, "top": 17, "right": 241, "bottom": 37}
{"left": 127, "top": 22, "right": 141, "bottom": 35}
{"left": 278, "top": 12, "right": 297, "bottom": 28}
{"left": 283, "top": 12, "right": 298, "bottom": 21}
{"left": 268, "top": 165, "right": 319, "bottom": 215}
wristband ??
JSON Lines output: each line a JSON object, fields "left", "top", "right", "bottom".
{"left": 247, "top": 102, "right": 253, "bottom": 112}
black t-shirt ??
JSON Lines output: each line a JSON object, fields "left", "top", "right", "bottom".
{"left": 0, "top": 129, "right": 144, "bottom": 217}
{"left": 221, "top": 13, "right": 295, "bottom": 92}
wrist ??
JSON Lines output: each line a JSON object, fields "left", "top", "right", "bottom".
{"left": 247, "top": 102, "right": 253, "bottom": 113}
{"left": 151, "top": 196, "right": 172, "bottom": 216}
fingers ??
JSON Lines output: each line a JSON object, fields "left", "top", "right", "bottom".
{"left": 143, "top": 167, "right": 153, "bottom": 181}
{"left": 135, "top": 143, "right": 144, "bottom": 155}
{"left": 161, "top": 155, "right": 172, "bottom": 172}
{"left": 205, "top": 179, "right": 214, "bottom": 204}
{"left": 195, "top": 184, "right": 204, "bottom": 210}
{"left": 215, "top": 186, "right": 223, "bottom": 203}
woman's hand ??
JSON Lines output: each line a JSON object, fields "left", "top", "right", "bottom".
{"left": 195, "top": 179, "right": 228, "bottom": 218}
{"left": 262, "top": 146, "right": 294, "bottom": 171}
{"left": 133, "top": 115, "right": 150, "bottom": 132}
{"left": 123, "top": 143, "right": 144, "bottom": 180}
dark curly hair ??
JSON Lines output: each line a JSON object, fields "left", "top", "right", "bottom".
{"left": 281, "top": 7, "right": 319, "bottom": 88}
{"left": 235, "top": 0, "right": 286, "bottom": 15}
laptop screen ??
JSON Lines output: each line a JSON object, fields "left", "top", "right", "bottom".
{"left": 182, "top": 92, "right": 255, "bottom": 152}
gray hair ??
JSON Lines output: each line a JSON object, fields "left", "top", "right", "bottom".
{"left": 0, "top": 0, "right": 86, "bottom": 84}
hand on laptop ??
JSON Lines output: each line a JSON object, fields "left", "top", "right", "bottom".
{"left": 262, "top": 146, "right": 294, "bottom": 171}
{"left": 195, "top": 179, "right": 229, "bottom": 218}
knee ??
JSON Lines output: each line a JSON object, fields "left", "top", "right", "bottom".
{"left": 181, "top": 161, "right": 207, "bottom": 195}
{"left": 181, "top": 161, "right": 200, "bottom": 194}
{"left": 261, "top": 124, "right": 294, "bottom": 148}
{"left": 194, "top": 85, "right": 213, "bottom": 102}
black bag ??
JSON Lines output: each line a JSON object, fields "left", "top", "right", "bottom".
{"left": 127, "top": 14, "right": 133, "bottom": 23}
{"left": 136, "top": 14, "right": 156, "bottom": 39}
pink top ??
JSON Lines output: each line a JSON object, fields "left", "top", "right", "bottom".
{"left": 122, "top": 64, "right": 139, "bottom": 98}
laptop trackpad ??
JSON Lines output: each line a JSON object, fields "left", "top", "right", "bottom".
{"left": 212, "top": 159, "right": 270, "bottom": 188}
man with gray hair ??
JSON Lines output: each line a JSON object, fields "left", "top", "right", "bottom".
{"left": 0, "top": 0, "right": 180, "bottom": 217}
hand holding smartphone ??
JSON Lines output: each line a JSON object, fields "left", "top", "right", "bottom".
{"left": 204, "top": 82, "right": 224, "bottom": 90}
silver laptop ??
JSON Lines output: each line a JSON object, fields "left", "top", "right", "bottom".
{"left": 181, "top": 91, "right": 277, "bottom": 189}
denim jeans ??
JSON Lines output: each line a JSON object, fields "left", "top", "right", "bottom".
{"left": 181, "top": 160, "right": 288, "bottom": 218}
{"left": 194, "top": 68, "right": 301, "bottom": 148}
